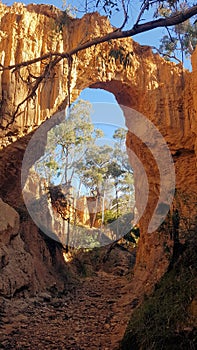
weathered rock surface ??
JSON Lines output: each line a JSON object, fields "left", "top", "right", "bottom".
{"left": 0, "top": 197, "right": 66, "bottom": 298}
{"left": 0, "top": 198, "right": 31, "bottom": 297}
{"left": 0, "top": 198, "right": 19, "bottom": 244}
{"left": 0, "top": 2, "right": 196, "bottom": 297}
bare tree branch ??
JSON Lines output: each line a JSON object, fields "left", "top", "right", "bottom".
{"left": 1, "top": 5, "right": 197, "bottom": 72}
{"left": 67, "top": 5, "right": 197, "bottom": 55}
{"left": 1, "top": 4, "right": 197, "bottom": 126}
{"left": 0, "top": 52, "right": 67, "bottom": 71}
{"left": 5, "top": 56, "right": 62, "bottom": 128}
{"left": 165, "top": 26, "right": 175, "bottom": 43}
{"left": 134, "top": 0, "right": 151, "bottom": 27}
{"left": 0, "top": 5, "right": 197, "bottom": 70}
{"left": 151, "top": 46, "right": 182, "bottom": 63}
{"left": 119, "top": 0, "right": 129, "bottom": 30}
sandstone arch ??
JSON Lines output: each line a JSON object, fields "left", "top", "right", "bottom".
{"left": 0, "top": 3, "right": 196, "bottom": 296}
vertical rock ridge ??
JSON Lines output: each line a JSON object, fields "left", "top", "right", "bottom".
{"left": 0, "top": 3, "right": 196, "bottom": 296}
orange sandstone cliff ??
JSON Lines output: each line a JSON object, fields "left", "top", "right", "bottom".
{"left": 0, "top": 3, "right": 196, "bottom": 297}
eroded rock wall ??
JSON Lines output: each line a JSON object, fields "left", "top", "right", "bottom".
{"left": 0, "top": 198, "right": 66, "bottom": 297}
{"left": 0, "top": 3, "right": 196, "bottom": 296}
{"left": 191, "top": 48, "right": 197, "bottom": 158}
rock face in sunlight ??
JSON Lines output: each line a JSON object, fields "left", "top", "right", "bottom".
{"left": 0, "top": 3, "right": 196, "bottom": 296}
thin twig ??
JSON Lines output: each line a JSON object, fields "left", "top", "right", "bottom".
{"left": 5, "top": 56, "right": 62, "bottom": 128}
{"left": 1, "top": 5, "right": 197, "bottom": 126}
{"left": 67, "top": 55, "right": 73, "bottom": 108}
{"left": 134, "top": 0, "right": 150, "bottom": 27}
{"left": 1, "top": 5, "right": 196, "bottom": 72}
{"left": 151, "top": 45, "right": 182, "bottom": 63}
{"left": 119, "top": 0, "right": 129, "bottom": 30}
{"left": 166, "top": 26, "right": 175, "bottom": 43}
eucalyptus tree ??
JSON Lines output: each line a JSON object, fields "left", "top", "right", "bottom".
{"left": 76, "top": 143, "right": 114, "bottom": 226}
{"left": 110, "top": 127, "right": 134, "bottom": 217}
{"left": 35, "top": 99, "right": 104, "bottom": 188}
{"left": 76, "top": 126, "right": 134, "bottom": 226}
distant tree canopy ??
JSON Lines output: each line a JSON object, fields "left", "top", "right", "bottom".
{"left": 35, "top": 100, "right": 104, "bottom": 186}
{"left": 34, "top": 99, "right": 134, "bottom": 226}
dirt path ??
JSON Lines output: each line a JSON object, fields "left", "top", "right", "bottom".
{"left": 0, "top": 267, "right": 139, "bottom": 350}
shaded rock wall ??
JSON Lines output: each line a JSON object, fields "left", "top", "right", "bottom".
{"left": 191, "top": 48, "right": 197, "bottom": 158}
{"left": 0, "top": 3, "right": 196, "bottom": 296}
{"left": 0, "top": 198, "right": 66, "bottom": 297}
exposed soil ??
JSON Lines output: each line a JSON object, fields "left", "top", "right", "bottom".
{"left": 0, "top": 246, "right": 139, "bottom": 350}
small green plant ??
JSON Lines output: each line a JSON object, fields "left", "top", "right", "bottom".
{"left": 57, "top": 11, "right": 71, "bottom": 32}
{"left": 56, "top": 2, "right": 77, "bottom": 33}
{"left": 97, "top": 209, "right": 118, "bottom": 224}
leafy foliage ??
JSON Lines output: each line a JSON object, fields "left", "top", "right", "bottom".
{"left": 155, "top": 1, "right": 197, "bottom": 62}
{"left": 34, "top": 101, "right": 134, "bottom": 232}
{"left": 77, "top": 143, "right": 114, "bottom": 196}
{"left": 63, "top": 0, "right": 197, "bottom": 65}
{"left": 76, "top": 126, "right": 134, "bottom": 201}
{"left": 97, "top": 208, "right": 118, "bottom": 224}
{"left": 35, "top": 99, "right": 103, "bottom": 186}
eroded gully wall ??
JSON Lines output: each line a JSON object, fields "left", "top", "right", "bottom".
{"left": 0, "top": 3, "right": 196, "bottom": 296}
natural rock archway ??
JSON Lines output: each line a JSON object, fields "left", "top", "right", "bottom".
{"left": 0, "top": 3, "right": 196, "bottom": 297}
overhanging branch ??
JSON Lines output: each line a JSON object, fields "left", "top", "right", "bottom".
{"left": 1, "top": 5, "right": 197, "bottom": 125}
{"left": 1, "top": 5, "right": 197, "bottom": 71}
{"left": 68, "top": 5, "right": 197, "bottom": 55}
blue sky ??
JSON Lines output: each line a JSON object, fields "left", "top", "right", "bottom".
{"left": 74, "top": 93, "right": 126, "bottom": 140}
{"left": 4, "top": 0, "right": 128, "bottom": 122}
{"left": 5, "top": 0, "right": 163, "bottom": 48}
{"left": 3, "top": 1, "right": 192, "bottom": 124}
{"left": 4, "top": 0, "right": 192, "bottom": 69}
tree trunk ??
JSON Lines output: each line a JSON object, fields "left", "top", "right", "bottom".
{"left": 65, "top": 217, "right": 70, "bottom": 253}
{"left": 101, "top": 190, "right": 105, "bottom": 226}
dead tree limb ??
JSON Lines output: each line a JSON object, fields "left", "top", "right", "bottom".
{"left": 1, "top": 5, "right": 197, "bottom": 125}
